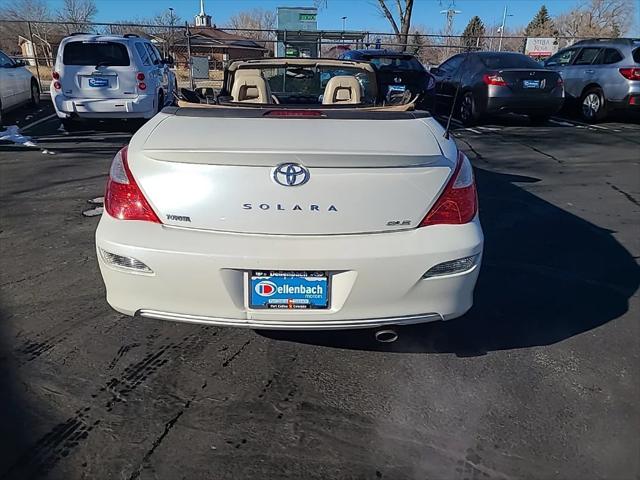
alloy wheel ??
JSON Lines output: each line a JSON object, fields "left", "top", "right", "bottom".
{"left": 582, "top": 93, "right": 600, "bottom": 119}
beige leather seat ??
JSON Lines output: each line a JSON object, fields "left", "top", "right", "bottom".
{"left": 231, "top": 69, "right": 272, "bottom": 104}
{"left": 322, "top": 76, "right": 362, "bottom": 105}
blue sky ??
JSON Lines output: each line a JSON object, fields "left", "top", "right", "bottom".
{"left": 46, "top": 0, "right": 638, "bottom": 35}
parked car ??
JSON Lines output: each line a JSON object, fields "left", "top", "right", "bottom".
{"left": 51, "top": 33, "right": 177, "bottom": 129}
{"left": 544, "top": 38, "right": 640, "bottom": 122}
{"left": 0, "top": 50, "right": 40, "bottom": 125}
{"left": 95, "top": 58, "right": 483, "bottom": 332}
{"left": 431, "top": 51, "right": 564, "bottom": 125}
{"left": 339, "top": 49, "right": 435, "bottom": 109}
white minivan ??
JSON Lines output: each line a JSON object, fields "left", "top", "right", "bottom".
{"left": 51, "top": 34, "right": 177, "bottom": 128}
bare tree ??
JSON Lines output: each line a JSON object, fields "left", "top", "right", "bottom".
{"left": 57, "top": 0, "right": 98, "bottom": 34}
{"left": 556, "top": 0, "right": 634, "bottom": 38}
{"left": 225, "top": 8, "right": 276, "bottom": 52}
{"left": 373, "top": 0, "right": 415, "bottom": 51}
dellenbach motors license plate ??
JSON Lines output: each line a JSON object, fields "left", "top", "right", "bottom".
{"left": 249, "top": 271, "right": 330, "bottom": 310}
{"left": 89, "top": 77, "right": 109, "bottom": 87}
{"left": 523, "top": 79, "right": 541, "bottom": 89}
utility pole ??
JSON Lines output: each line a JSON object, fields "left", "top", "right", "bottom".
{"left": 498, "top": 5, "right": 513, "bottom": 52}
{"left": 341, "top": 16, "right": 347, "bottom": 31}
{"left": 440, "top": 5, "right": 461, "bottom": 57}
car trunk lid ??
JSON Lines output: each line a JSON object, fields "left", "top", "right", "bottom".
{"left": 498, "top": 68, "right": 560, "bottom": 93}
{"left": 129, "top": 112, "right": 455, "bottom": 235}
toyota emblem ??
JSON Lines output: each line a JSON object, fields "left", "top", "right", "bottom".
{"left": 273, "top": 163, "right": 310, "bottom": 187}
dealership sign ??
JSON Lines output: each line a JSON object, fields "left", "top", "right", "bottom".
{"left": 525, "top": 37, "right": 559, "bottom": 57}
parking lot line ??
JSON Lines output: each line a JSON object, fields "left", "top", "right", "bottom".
{"left": 20, "top": 113, "right": 58, "bottom": 132}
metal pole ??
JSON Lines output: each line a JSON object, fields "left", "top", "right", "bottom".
{"left": 498, "top": 5, "right": 507, "bottom": 52}
{"left": 185, "top": 22, "right": 194, "bottom": 89}
{"left": 27, "top": 22, "right": 42, "bottom": 91}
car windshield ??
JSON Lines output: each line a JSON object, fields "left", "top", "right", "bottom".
{"left": 367, "top": 56, "right": 423, "bottom": 71}
{"left": 63, "top": 41, "right": 130, "bottom": 66}
{"left": 234, "top": 65, "right": 377, "bottom": 105}
{"left": 480, "top": 54, "right": 541, "bottom": 69}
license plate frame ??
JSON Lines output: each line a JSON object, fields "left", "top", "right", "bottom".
{"left": 88, "top": 77, "right": 109, "bottom": 88}
{"left": 522, "top": 79, "right": 541, "bottom": 89}
{"left": 248, "top": 270, "right": 331, "bottom": 310}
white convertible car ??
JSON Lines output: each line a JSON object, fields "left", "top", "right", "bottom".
{"left": 96, "top": 58, "right": 483, "bottom": 332}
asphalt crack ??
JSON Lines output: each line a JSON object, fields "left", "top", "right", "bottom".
{"left": 608, "top": 182, "right": 639, "bottom": 207}
{"left": 127, "top": 399, "right": 193, "bottom": 480}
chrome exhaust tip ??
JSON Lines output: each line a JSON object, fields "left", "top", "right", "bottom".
{"left": 374, "top": 329, "right": 398, "bottom": 343}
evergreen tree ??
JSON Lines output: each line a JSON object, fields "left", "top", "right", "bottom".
{"left": 525, "top": 5, "right": 557, "bottom": 36}
{"left": 461, "top": 16, "right": 485, "bottom": 49}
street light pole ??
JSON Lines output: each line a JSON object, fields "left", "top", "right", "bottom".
{"left": 341, "top": 16, "right": 347, "bottom": 31}
{"left": 498, "top": 5, "right": 512, "bottom": 52}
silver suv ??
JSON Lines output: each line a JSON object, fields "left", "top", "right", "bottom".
{"left": 545, "top": 38, "right": 639, "bottom": 121}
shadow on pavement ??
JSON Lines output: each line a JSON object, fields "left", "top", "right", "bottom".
{"left": 0, "top": 305, "right": 35, "bottom": 475}
{"left": 259, "top": 168, "right": 640, "bottom": 355}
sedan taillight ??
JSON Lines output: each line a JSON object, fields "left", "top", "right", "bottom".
{"left": 482, "top": 73, "right": 507, "bottom": 86}
{"left": 619, "top": 68, "right": 640, "bottom": 80}
{"left": 419, "top": 151, "right": 478, "bottom": 227}
{"left": 104, "top": 146, "right": 161, "bottom": 223}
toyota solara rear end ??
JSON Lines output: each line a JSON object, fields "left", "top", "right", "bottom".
{"left": 95, "top": 107, "right": 483, "bottom": 329}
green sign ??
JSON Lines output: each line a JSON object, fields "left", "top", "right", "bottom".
{"left": 299, "top": 13, "right": 316, "bottom": 21}
{"left": 285, "top": 46, "right": 299, "bottom": 57}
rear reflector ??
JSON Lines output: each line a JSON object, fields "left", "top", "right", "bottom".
{"left": 483, "top": 73, "right": 507, "bottom": 86}
{"left": 419, "top": 150, "right": 478, "bottom": 227}
{"left": 53, "top": 81, "right": 61, "bottom": 90}
{"left": 104, "top": 146, "right": 161, "bottom": 223}
{"left": 52, "top": 71, "right": 60, "bottom": 80}
{"left": 264, "top": 110, "right": 324, "bottom": 117}
{"left": 138, "top": 82, "right": 147, "bottom": 90}
{"left": 422, "top": 255, "right": 479, "bottom": 278}
{"left": 136, "top": 72, "right": 145, "bottom": 81}
{"left": 619, "top": 68, "right": 640, "bottom": 80}
{"left": 99, "top": 248, "right": 153, "bottom": 273}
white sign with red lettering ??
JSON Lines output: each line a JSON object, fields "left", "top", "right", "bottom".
{"left": 525, "top": 37, "right": 559, "bottom": 57}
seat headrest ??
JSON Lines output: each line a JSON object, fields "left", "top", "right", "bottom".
{"left": 322, "top": 75, "right": 362, "bottom": 105}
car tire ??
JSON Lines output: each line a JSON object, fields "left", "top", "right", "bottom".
{"left": 30, "top": 80, "right": 40, "bottom": 107}
{"left": 459, "top": 91, "right": 482, "bottom": 126}
{"left": 157, "top": 90, "right": 165, "bottom": 114}
{"left": 529, "top": 114, "right": 551, "bottom": 124}
{"left": 580, "top": 87, "right": 607, "bottom": 122}
{"left": 62, "top": 118, "right": 79, "bottom": 132}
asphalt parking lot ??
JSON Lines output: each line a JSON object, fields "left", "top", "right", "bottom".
{"left": 1, "top": 100, "right": 639, "bottom": 480}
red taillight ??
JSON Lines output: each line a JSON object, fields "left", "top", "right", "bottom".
{"left": 419, "top": 151, "right": 478, "bottom": 227}
{"left": 53, "top": 81, "right": 61, "bottom": 90}
{"left": 619, "top": 68, "right": 640, "bottom": 80}
{"left": 138, "top": 82, "right": 147, "bottom": 90}
{"left": 482, "top": 73, "right": 507, "bottom": 86}
{"left": 136, "top": 72, "right": 145, "bottom": 81}
{"left": 104, "top": 146, "right": 161, "bottom": 223}
{"left": 52, "top": 71, "right": 60, "bottom": 80}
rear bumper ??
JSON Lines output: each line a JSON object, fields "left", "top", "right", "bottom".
{"left": 609, "top": 93, "right": 640, "bottom": 111}
{"left": 486, "top": 94, "right": 564, "bottom": 115}
{"left": 96, "top": 214, "right": 484, "bottom": 330}
{"left": 51, "top": 93, "right": 156, "bottom": 119}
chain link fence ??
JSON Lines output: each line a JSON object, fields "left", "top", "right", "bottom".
{"left": 1, "top": 19, "right": 598, "bottom": 92}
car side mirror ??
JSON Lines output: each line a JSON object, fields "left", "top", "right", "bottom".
{"left": 161, "top": 57, "right": 174, "bottom": 67}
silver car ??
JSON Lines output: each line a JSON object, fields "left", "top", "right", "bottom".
{"left": 545, "top": 38, "right": 640, "bottom": 121}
